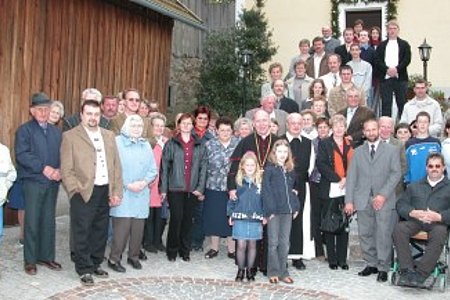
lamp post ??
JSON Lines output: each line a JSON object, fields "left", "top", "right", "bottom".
{"left": 240, "top": 49, "right": 253, "bottom": 116}
{"left": 418, "top": 39, "right": 432, "bottom": 82}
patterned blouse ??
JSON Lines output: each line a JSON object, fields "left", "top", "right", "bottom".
{"left": 205, "top": 136, "right": 240, "bottom": 191}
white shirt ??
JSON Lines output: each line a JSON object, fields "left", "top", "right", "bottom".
{"left": 313, "top": 52, "right": 325, "bottom": 79}
{"left": 385, "top": 39, "right": 399, "bottom": 79}
{"left": 427, "top": 175, "right": 445, "bottom": 187}
{"left": 368, "top": 139, "right": 381, "bottom": 155}
{"left": 346, "top": 106, "right": 358, "bottom": 128}
{"left": 320, "top": 72, "right": 342, "bottom": 97}
{"left": 84, "top": 127, "right": 109, "bottom": 185}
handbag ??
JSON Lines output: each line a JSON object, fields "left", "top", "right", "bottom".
{"left": 320, "top": 198, "right": 347, "bottom": 234}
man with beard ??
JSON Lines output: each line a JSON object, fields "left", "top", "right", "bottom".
{"left": 61, "top": 100, "right": 122, "bottom": 286}
{"left": 228, "top": 109, "right": 279, "bottom": 275}
{"left": 345, "top": 119, "right": 401, "bottom": 282}
{"left": 282, "top": 113, "right": 315, "bottom": 270}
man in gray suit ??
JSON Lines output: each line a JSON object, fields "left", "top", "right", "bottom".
{"left": 345, "top": 119, "right": 402, "bottom": 282}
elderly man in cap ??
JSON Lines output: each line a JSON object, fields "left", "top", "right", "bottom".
{"left": 15, "top": 92, "right": 62, "bottom": 275}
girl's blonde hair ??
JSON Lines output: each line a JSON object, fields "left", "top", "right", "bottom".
{"left": 236, "top": 151, "right": 262, "bottom": 186}
{"left": 268, "top": 139, "right": 294, "bottom": 172}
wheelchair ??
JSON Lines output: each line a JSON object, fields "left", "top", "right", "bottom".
{"left": 388, "top": 230, "right": 450, "bottom": 292}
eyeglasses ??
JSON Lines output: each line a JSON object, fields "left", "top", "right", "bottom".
{"left": 427, "top": 164, "right": 442, "bottom": 169}
{"left": 127, "top": 98, "right": 141, "bottom": 102}
{"left": 180, "top": 122, "right": 193, "bottom": 126}
{"left": 196, "top": 117, "right": 209, "bottom": 121}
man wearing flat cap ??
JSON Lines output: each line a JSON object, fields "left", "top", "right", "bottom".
{"left": 15, "top": 92, "right": 62, "bottom": 275}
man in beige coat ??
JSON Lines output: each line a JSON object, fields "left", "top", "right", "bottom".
{"left": 61, "top": 100, "right": 122, "bottom": 286}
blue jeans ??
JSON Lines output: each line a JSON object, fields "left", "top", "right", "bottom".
{"left": 267, "top": 214, "right": 292, "bottom": 278}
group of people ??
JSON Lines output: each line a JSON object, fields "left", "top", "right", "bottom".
{"left": 0, "top": 18, "right": 449, "bottom": 291}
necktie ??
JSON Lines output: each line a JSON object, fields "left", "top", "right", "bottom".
{"left": 333, "top": 73, "right": 338, "bottom": 87}
{"left": 370, "top": 144, "right": 375, "bottom": 159}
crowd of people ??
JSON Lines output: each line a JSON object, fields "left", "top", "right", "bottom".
{"left": 1, "top": 19, "right": 450, "bottom": 291}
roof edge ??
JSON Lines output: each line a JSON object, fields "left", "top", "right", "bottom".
{"left": 130, "top": 0, "right": 206, "bottom": 30}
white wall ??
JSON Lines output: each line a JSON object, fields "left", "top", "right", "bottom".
{"left": 245, "top": 0, "right": 449, "bottom": 95}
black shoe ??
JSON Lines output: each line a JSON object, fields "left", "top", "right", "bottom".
{"left": 93, "top": 267, "right": 109, "bottom": 278}
{"left": 293, "top": 259, "right": 306, "bottom": 270}
{"left": 377, "top": 271, "right": 388, "bottom": 282}
{"left": 204, "top": 249, "right": 219, "bottom": 259}
{"left": 227, "top": 252, "right": 236, "bottom": 259}
{"left": 340, "top": 264, "right": 349, "bottom": 270}
{"left": 329, "top": 264, "right": 338, "bottom": 270}
{"left": 156, "top": 244, "right": 166, "bottom": 252}
{"left": 138, "top": 250, "right": 148, "bottom": 261}
{"left": 235, "top": 269, "right": 245, "bottom": 282}
{"left": 250, "top": 267, "right": 257, "bottom": 277}
{"left": 127, "top": 258, "right": 142, "bottom": 270}
{"left": 145, "top": 245, "right": 158, "bottom": 253}
{"left": 192, "top": 246, "right": 203, "bottom": 252}
{"left": 108, "top": 260, "right": 126, "bottom": 273}
{"left": 246, "top": 268, "right": 255, "bottom": 281}
{"left": 167, "top": 256, "right": 176, "bottom": 262}
{"left": 80, "top": 273, "right": 95, "bottom": 286}
{"left": 182, "top": 255, "right": 191, "bottom": 262}
{"left": 358, "top": 266, "right": 378, "bottom": 276}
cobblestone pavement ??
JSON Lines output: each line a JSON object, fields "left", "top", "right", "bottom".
{"left": 0, "top": 215, "right": 447, "bottom": 299}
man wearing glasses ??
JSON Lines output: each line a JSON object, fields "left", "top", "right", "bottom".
{"left": 393, "top": 152, "right": 450, "bottom": 287}
{"left": 110, "top": 89, "right": 153, "bottom": 141}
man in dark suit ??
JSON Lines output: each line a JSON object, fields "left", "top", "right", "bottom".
{"left": 272, "top": 79, "right": 299, "bottom": 114}
{"left": 375, "top": 20, "right": 411, "bottom": 118}
{"left": 334, "top": 28, "right": 354, "bottom": 65}
{"left": 338, "top": 87, "right": 376, "bottom": 148}
{"left": 345, "top": 119, "right": 402, "bottom": 282}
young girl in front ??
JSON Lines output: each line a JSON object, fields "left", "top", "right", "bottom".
{"left": 262, "top": 139, "right": 300, "bottom": 284}
{"left": 227, "top": 152, "right": 264, "bottom": 282}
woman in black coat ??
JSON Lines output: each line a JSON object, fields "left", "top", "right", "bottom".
{"left": 316, "top": 114, "right": 353, "bottom": 270}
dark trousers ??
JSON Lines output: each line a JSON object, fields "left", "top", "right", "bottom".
{"left": 143, "top": 207, "right": 164, "bottom": 249}
{"left": 310, "top": 182, "right": 325, "bottom": 257}
{"left": 166, "top": 192, "right": 196, "bottom": 258}
{"left": 323, "top": 197, "right": 348, "bottom": 266}
{"left": 250, "top": 225, "right": 268, "bottom": 271}
{"left": 23, "top": 181, "right": 58, "bottom": 264}
{"left": 191, "top": 199, "right": 204, "bottom": 248}
{"left": 380, "top": 78, "right": 408, "bottom": 118}
{"left": 70, "top": 185, "right": 109, "bottom": 276}
{"left": 393, "top": 220, "right": 448, "bottom": 276}
{"left": 110, "top": 217, "right": 145, "bottom": 262}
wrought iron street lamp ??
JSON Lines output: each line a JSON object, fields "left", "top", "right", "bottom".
{"left": 418, "top": 39, "right": 432, "bottom": 82}
{"left": 240, "top": 49, "right": 253, "bottom": 116}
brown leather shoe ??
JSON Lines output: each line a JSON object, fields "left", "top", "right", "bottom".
{"left": 24, "top": 263, "right": 37, "bottom": 275}
{"left": 37, "top": 261, "right": 62, "bottom": 271}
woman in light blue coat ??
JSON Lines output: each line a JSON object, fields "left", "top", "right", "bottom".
{"left": 108, "top": 115, "right": 157, "bottom": 273}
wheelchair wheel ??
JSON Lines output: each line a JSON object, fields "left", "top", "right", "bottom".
{"left": 438, "top": 275, "right": 447, "bottom": 292}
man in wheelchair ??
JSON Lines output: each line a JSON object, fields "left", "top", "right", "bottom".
{"left": 393, "top": 152, "right": 450, "bottom": 287}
